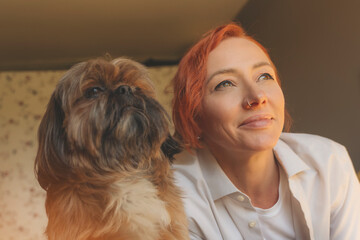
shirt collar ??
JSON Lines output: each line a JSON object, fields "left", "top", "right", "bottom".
{"left": 197, "top": 146, "right": 239, "bottom": 201}
{"left": 196, "top": 135, "right": 310, "bottom": 200}
{"left": 274, "top": 137, "right": 310, "bottom": 178}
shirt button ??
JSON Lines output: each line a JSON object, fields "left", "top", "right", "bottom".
{"left": 237, "top": 195, "right": 245, "bottom": 202}
{"left": 248, "top": 221, "right": 256, "bottom": 228}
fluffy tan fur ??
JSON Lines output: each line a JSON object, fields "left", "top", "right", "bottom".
{"left": 34, "top": 58, "right": 189, "bottom": 240}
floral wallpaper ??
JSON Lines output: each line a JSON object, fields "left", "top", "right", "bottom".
{"left": 0, "top": 65, "right": 178, "bottom": 240}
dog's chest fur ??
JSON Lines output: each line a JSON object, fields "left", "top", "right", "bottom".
{"left": 46, "top": 171, "right": 178, "bottom": 240}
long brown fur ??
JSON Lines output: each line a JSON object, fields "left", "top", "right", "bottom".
{"left": 34, "top": 58, "right": 189, "bottom": 240}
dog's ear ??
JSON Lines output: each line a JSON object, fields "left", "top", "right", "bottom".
{"left": 161, "top": 134, "right": 182, "bottom": 162}
{"left": 34, "top": 91, "right": 68, "bottom": 190}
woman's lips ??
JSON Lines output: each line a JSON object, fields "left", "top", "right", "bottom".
{"left": 239, "top": 114, "right": 274, "bottom": 128}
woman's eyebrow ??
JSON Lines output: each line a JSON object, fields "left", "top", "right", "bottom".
{"left": 253, "top": 61, "right": 272, "bottom": 69}
{"left": 206, "top": 62, "right": 272, "bottom": 83}
{"left": 206, "top": 68, "right": 238, "bottom": 83}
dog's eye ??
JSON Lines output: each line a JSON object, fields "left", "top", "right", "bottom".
{"left": 85, "top": 87, "right": 103, "bottom": 99}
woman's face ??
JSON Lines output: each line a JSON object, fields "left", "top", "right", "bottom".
{"left": 199, "top": 37, "right": 285, "bottom": 153}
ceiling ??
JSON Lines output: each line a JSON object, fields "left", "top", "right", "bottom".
{"left": 0, "top": 0, "right": 247, "bottom": 70}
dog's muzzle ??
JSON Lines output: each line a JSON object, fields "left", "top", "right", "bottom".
{"left": 115, "top": 85, "right": 132, "bottom": 95}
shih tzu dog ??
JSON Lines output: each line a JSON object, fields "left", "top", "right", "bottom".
{"left": 34, "top": 58, "right": 189, "bottom": 240}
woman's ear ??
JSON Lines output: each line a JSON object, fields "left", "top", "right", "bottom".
{"left": 34, "top": 91, "right": 68, "bottom": 190}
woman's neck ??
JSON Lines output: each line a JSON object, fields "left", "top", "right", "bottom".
{"left": 208, "top": 144, "right": 280, "bottom": 209}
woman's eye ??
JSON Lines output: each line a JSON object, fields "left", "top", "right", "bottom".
{"left": 85, "top": 87, "right": 103, "bottom": 99}
{"left": 215, "top": 80, "right": 234, "bottom": 90}
{"left": 258, "top": 73, "right": 274, "bottom": 81}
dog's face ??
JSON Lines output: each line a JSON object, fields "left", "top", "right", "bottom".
{"left": 62, "top": 58, "right": 168, "bottom": 160}
{"left": 35, "top": 58, "right": 175, "bottom": 188}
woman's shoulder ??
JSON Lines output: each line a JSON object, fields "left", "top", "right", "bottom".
{"left": 280, "top": 132, "right": 344, "bottom": 147}
{"left": 277, "top": 132, "right": 352, "bottom": 177}
{"left": 172, "top": 149, "right": 207, "bottom": 195}
{"left": 172, "top": 150, "right": 221, "bottom": 238}
{"left": 172, "top": 149, "right": 202, "bottom": 179}
{"left": 279, "top": 132, "right": 348, "bottom": 157}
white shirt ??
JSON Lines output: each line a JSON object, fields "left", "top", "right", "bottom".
{"left": 255, "top": 165, "right": 295, "bottom": 240}
{"left": 173, "top": 133, "right": 360, "bottom": 240}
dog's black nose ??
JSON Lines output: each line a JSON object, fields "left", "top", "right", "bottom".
{"left": 116, "top": 85, "right": 132, "bottom": 95}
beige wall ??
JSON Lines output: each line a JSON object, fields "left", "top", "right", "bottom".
{"left": 236, "top": 0, "right": 360, "bottom": 170}
{"left": 0, "top": 66, "right": 177, "bottom": 239}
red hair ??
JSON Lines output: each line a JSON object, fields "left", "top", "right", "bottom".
{"left": 172, "top": 22, "right": 291, "bottom": 150}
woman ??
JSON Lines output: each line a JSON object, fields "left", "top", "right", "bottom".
{"left": 172, "top": 23, "right": 360, "bottom": 240}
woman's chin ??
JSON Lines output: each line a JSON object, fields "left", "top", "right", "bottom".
{"left": 238, "top": 132, "right": 281, "bottom": 152}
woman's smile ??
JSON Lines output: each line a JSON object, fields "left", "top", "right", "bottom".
{"left": 239, "top": 114, "right": 274, "bottom": 129}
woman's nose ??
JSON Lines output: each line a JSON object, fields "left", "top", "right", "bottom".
{"left": 242, "top": 87, "right": 267, "bottom": 109}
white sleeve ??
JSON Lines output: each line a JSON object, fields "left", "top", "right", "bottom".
{"left": 330, "top": 146, "right": 360, "bottom": 239}
{"left": 189, "top": 231, "right": 205, "bottom": 240}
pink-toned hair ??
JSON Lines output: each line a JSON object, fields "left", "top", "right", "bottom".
{"left": 172, "top": 22, "right": 291, "bottom": 150}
